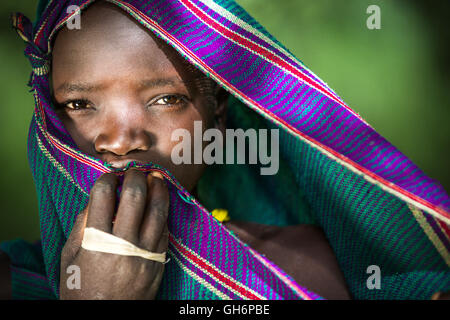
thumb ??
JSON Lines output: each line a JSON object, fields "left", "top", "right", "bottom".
{"left": 61, "top": 207, "right": 89, "bottom": 263}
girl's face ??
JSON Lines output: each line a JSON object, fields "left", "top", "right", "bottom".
{"left": 51, "top": 2, "right": 227, "bottom": 192}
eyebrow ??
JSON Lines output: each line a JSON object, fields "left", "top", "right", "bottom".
{"left": 55, "top": 77, "right": 185, "bottom": 94}
{"left": 138, "top": 78, "right": 185, "bottom": 90}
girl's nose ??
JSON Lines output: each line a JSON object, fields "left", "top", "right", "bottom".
{"left": 94, "top": 129, "right": 151, "bottom": 156}
{"left": 95, "top": 131, "right": 150, "bottom": 156}
{"left": 94, "top": 111, "right": 151, "bottom": 156}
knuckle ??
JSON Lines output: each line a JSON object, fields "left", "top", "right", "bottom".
{"left": 92, "top": 178, "right": 115, "bottom": 195}
{"left": 122, "top": 183, "right": 146, "bottom": 201}
{"left": 152, "top": 199, "right": 168, "bottom": 219}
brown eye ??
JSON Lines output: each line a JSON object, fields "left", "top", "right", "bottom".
{"left": 154, "top": 95, "right": 183, "bottom": 105}
{"left": 65, "top": 100, "right": 92, "bottom": 110}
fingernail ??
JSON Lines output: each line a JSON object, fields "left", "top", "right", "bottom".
{"left": 151, "top": 171, "right": 164, "bottom": 180}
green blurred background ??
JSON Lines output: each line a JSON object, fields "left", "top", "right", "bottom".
{"left": 0, "top": 0, "right": 448, "bottom": 242}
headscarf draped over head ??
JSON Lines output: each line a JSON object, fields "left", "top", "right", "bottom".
{"left": 2, "top": 0, "right": 449, "bottom": 300}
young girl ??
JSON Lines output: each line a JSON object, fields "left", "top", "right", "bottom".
{"left": 1, "top": 0, "right": 448, "bottom": 300}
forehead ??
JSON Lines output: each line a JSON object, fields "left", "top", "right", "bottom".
{"left": 51, "top": 2, "right": 191, "bottom": 85}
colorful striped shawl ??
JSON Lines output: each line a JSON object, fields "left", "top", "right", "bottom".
{"left": 2, "top": 0, "right": 449, "bottom": 300}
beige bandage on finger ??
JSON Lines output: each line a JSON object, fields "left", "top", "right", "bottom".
{"left": 81, "top": 227, "right": 167, "bottom": 263}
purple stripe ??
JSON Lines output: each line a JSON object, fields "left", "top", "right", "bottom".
{"left": 11, "top": 266, "right": 48, "bottom": 282}
{"left": 423, "top": 213, "right": 450, "bottom": 252}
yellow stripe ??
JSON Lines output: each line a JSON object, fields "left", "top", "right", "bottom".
{"left": 168, "top": 250, "right": 232, "bottom": 300}
{"left": 36, "top": 134, "right": 89, "bottom": 196}
{"left": 33, "top": 95, "right": 110, "bottom": 172}
{"left": 408, "top": 204, "right": 450, "bottom": 267}
{"left": 433, "top": 216, "right": 450, "bottom": 243}
{"left": 34, "top": 0, "right": 56, "bottom": 42}
{"left": 113, "top": 0, "right": 448, "bottom": 224}
{"left": 33, "top": 63, "right": 50, "bottom": 76}
{"left": 197, "top": 0, "right": 339, "bottom": 97}
{"left": 171, "top": 236, "right": 266, "bottom": 300}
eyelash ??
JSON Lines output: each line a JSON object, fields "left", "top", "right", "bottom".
{"left": 148, "top": 94, "right": 189, "bottom": 108}
{"left": 58, "top": 94, "right": 188, "bottom": 112}
{"left": 60, "top": 99, "right": 93, "bottom": 111}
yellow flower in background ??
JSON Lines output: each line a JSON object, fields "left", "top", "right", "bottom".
{"left": 211, "top": 209, "right": 230, "bottom": 223}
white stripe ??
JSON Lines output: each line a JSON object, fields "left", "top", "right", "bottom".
{"left": 169, "top": 250, "right": 232, "bottom": 299}
{"left": 185, "top": 0, "right": 367, "bottom": 124}
{"left": 171, "top": 236, "right": 266, "bottom": 300}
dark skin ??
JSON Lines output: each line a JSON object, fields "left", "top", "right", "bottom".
{"left": 52, "top": 3, "right": 350, "bottom": 299}
{"left": 2, "top": 2, "right": 446, "bottom": 300}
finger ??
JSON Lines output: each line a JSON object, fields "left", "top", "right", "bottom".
{"left": 155, "top": 223, "right": 169, "bottom": 254}
{"left": 113, "top": 169, "right": 148, "bottom": 243}
{"left": 62, "top": 207, "right": 88, "bottom": 262}
{"left": 85, "top": 173, "right": 118, "bottom": 233}
{"left": 147, "top": 223, "right": 169, "bottom": 282}
{"left": 151, "top": 224, "right": 169, "bottom": 283}
{"left": 148, "top": 224, "right": 169, "bottom": 296}
{"left": 139, "top": 172, "right": 169, "bottom": 251}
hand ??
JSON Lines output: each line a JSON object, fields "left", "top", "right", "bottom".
{"left": 59, "top": 169, "right": 169, "bottom": 300}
